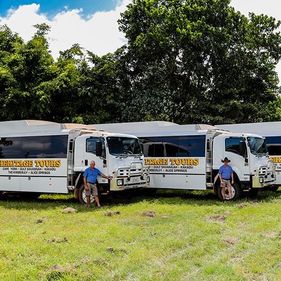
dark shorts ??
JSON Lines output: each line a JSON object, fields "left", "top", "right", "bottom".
{"left": 86, "top": 183, "right": 98, "bottom": 196}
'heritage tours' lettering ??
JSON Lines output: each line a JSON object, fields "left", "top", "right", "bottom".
{"left": 270, "top": 157, "right": 281, "bottom": 164}
{"left": 0, "top": 159, "right": 61, "bottom": 168}
{"left": 145, "top": 158, "right": 199, "bottom": 166}
{"left": 34, "top": 160, "right": 61, "bottom": 168}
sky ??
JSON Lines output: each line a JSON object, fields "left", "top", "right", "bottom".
{"left": 0, "top": 0, "right": 280, "bottom": 83}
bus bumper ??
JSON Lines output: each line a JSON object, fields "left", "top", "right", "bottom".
{"left": 252, "top": 169, "right": 276, "bottom": 188}
{"left": 110, "top": 165, "right": 149, "bottom": 191}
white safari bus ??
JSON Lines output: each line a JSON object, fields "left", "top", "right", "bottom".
{"left": 0, "top": 120, "right": 148, "bottom": 203}
{"left": 93, "top": 121, "right": 275, "bottom": 200}
{"left": 217, "top": 122, "right": 281, "bottom": 190}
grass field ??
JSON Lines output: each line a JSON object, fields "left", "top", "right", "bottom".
{"left": 1, "top": 190, "right": 281, "bottom": 281}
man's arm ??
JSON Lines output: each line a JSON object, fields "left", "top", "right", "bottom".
{"left": 83, "top": 176, "right": 89, "bottom": 190}
{"left": 100, "top": 172, "right": 112, "bottom": 180}
{"left": 231, "top": 172, "right": 234, "bottom": 185}
{"left": 218, "top": 167, "right": 223, "bottom": 181}
{"left": 83, "top": 170, "right": 89, "bottom": 190}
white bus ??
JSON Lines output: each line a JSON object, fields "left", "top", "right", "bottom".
{"left": 93, "top": 121, "right": 276, "bottom": 200}
{"left": 0, "top": 120, "right": 148, "bottom": 203}
{"left": 216, "top": 122, "right": 281, "bottom": 190}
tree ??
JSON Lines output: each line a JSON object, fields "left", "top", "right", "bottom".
{"left": 0, "top": 24, "right": 56, "bottom": 120}
{"left": 118, "top": 0, "right": 281, "bottom": 124}
{"left": 42, "top": 44, "right": 86, "bottom": 122}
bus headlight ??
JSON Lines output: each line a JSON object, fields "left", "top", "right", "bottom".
{"left": 117, "top": 179, "right": 124, "bottom": 186}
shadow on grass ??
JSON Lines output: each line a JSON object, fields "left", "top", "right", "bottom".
{"left": 1, "top": 188, "right": 281, "bottom": 211}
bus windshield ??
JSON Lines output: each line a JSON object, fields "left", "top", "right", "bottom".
{"left": 247, "top": 137, "right": 268, "bottom": 155}
{"left": 107, "top": 137, "right": 142, "bottom": 156}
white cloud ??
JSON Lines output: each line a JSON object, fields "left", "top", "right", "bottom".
{"left": 231, "top": 0, "right": 281, "bottom": 21}
{"left": 0, "top": 1, "right": 131, "bottom": 58}
{"left": 0, "top": 4, "right": 48, "bottom": 42}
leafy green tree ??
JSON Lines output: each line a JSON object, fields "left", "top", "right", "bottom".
{"left": 0, "top": 25, "right": 23, "bottom": 120}
{"left": 118, "top": 0, "right": 281, "bottom": 124}
{"left": 0, "top": 24, "right": 56, "bottom": 120}
{"left": 42, "top": 43, "right": 86, "bottom": 122}
{"left": 80, "top": 50, "right": 125, "bottom": 124}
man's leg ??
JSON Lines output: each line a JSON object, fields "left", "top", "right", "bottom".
{"left": 93, "top": 185, "right": 101, "bottom": 207}
{"left": 85, "top": 184, "right": 91, "bottom": 208}
{"left": 227, "top": 181, "right": 233, "bottom": 198}
{"left": 86, "top": 195, "right": 91, "bottom": 208}
{"left": 221, "top": 181, "right": 226, "bottom": 200}
{"left": 94, "top": 195, "right": 101, "bottom": 207}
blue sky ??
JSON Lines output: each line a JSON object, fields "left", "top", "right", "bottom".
{"left": 0, "top": 0, "right": 118, "bottom": 17}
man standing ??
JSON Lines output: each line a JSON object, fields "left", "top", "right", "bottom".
{"left": 219, "top": 157, "right": 234, "bottom": 200}
{"left": 83, "top": 160, "right": 112, "bottom": 208}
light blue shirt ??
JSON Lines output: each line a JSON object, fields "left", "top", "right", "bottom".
{"left": 219, "top": 165, "right": 233, "bottom": 180}
{"left": 83, "top": 167, "right": 101, "bottom": 184}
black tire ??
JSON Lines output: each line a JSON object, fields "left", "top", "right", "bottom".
{"left": 217, "top": 182, "right": 241, "bottom": 201}
{"left": 142, "top": 188, "right": 157, "bottom": 196}
{"left": 78, "top": 184, "right": 96, "bottom": 205}
{"left": 20, "top": 192, "right": 41, "bottom": 200}
{"left": 247, "top": 188, "right": 259, "bottom": 198}
{"left": 269, "top": 186, "right": 279, "bottom": 192}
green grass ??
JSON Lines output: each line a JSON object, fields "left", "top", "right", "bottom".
{"left": 1, "top": 190, "right": 281, "bottom": 281}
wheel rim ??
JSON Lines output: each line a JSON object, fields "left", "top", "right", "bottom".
{"left": 81, "top": 189, "right": 96, "bottom": 204}
{"left": 222, "top": 186, "right": 236, "bottom": 200}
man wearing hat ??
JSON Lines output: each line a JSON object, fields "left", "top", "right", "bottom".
{"left": 219, "top": 157, "right": 234, "bottom": 199}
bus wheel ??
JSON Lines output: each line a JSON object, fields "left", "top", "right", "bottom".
{"left": 217, "top": 182, "right": 241, "bottom": 201}
{"left": 20, "top": 192, "right": 41, "bottom": 200}
{"left": 247, "top": 188, "right": 259, "bottom": 198}
{"left": 78, "top": 185, "right": 95, "bottom": 205}
{"left": 270, "top": 186, "right": 279, "bottom": 192}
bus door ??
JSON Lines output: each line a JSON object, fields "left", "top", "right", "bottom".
{"left": 74, "top": 135, "right": 105, "bottom": 174}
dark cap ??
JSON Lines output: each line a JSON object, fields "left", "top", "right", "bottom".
{"left": 221, "top": 157, "right": 231, "bottom": 163}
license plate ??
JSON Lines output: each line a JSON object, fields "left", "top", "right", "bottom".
{"left": 130, "top": 177, "right": 139, "bottom": 184}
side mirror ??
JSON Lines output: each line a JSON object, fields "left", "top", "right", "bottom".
{"left": 96, "top": 141, "right": 103, "bottom": 157}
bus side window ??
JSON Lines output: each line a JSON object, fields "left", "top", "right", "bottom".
{"left": 146, "top": 143, "right": 164, "bottom": 157}
{"left": 267, "top": 145, "right": 281, "bottom": 155}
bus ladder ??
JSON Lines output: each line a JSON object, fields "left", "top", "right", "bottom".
{"left": 67, "top": 139, "right": 75, "bottom": 190}
{"left": 206, "top": 139, "right": 213, "bottom": 188}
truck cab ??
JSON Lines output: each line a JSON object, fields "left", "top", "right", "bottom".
{"left": 212, "top": 132, "right": 275, "bottom": 199}
{"left": 72, "top": 131, "right": 148, "bottom": 203}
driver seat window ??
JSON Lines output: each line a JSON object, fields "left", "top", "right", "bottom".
{"left": 86, "top": 138, "right": 100, "bottom": 154}
{"left": 225, "top": 137, "right": 245, "bottom": 157}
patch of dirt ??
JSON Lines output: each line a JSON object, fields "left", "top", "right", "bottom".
{"left": 104, "top": 211, "right": 120, "bottom": 216}
{"left": 263, "top": 232, "right": 279, "bottom": 239}
{"left": 36, "top": 218, "right": 44, "bottom": 224}
{"left": 142, "top": 211, "right": 156, "bottom": 217}
{"left": 80, "top": 256, "right": 91, "bottom": 263}
{"left": 50, "top": 264, "right": 66, "bottom": 271}
{"left": 62, "top": 207, "right": 77, "bottom": 214}
{"left": 230, "top": 255, "right": 244, "bottom": 263}
{"left": 106, "top": 247, "right": 128, "bottom": 254}
{"left": 46, "top": 264, "right": 76, "bottom": 281}
{"left": 92, "top": 258, "right": 108, "bottom": 266}
{"left": 223, "top": 237, "right": 238, "bottom": 245}
{"left": 47, "top": 237, "right": 68, "bottom": 244}
{"left": 161, "top": 215, "right": 169, "bottom": 219}
{"left": 208, "top": 215, "right": 226, "bottom": 222}
{"left": 238, "top": 203, "right": 248, "bottom": 209}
